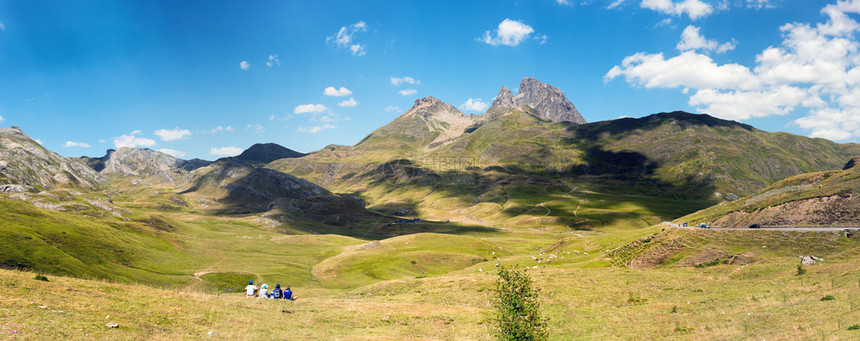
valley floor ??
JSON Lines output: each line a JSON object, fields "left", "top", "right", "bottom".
{"left": 2, "top": 227, "right": 859, "bottom": 340}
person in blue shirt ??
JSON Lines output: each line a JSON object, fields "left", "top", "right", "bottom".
{"left": 283, "top": 285, "right": 298, "bottom": 301}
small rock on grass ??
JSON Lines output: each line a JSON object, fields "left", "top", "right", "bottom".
{"left": 106, "top": 322, "right": 119, "bottom": 328}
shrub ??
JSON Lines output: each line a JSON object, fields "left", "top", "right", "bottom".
{"left": 848, "top": 324, "right": 860, "bottom": 331}
{"left": 821, "top": 295, "right": 836, "bottom": 301}
{"left": 33, "top": 275, "right": 48, "bottom": 282}
{"left": 796, "top": 264, "right": 806, "bottom": 275}
{"left": 494, "top": 266, "right": 548, "bottom": 341}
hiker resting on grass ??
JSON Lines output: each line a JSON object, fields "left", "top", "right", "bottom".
{"left": 283, "top": 285, "right": 298, "bottom": 301}
{"left": 245, "top": 280, "right": 258, "bottom": 297}
{"left": 258, "top": 284, "right": 269, "bottom": 298}
{"left": 270, "top": 284, "right": 284, "bottom": 299}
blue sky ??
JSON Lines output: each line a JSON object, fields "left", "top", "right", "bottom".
{"left": 1, "top": 0, "right": 858, "bottom": 159}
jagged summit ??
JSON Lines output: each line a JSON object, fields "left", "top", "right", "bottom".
{"left": 488, "top": 77, "right": 586, "bottom": 124}
{"left": 0, "top": 126, "right": 103, "bottom": 190}
{"left": 491, "top": 86, "right": 516, "bottom": 109}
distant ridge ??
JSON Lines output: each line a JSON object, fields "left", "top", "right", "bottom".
{"left": 235, "top": 143, "right": 305, "bottom": 167}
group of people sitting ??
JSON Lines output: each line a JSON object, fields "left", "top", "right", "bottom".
{"left": 244, "top": 280, "right": 298, "bottom": 300}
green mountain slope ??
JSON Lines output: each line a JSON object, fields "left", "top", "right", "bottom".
{"left": 681, "top": 157, "right": 860, "bottom": 227}
{"left": 268, "top": 104, "right": 860, "bottom": 230}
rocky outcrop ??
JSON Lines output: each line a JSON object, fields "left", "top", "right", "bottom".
{"left": 236, "top": 143, "right": 305, "bottom": 167}
{"left": 488, "top": 77, "right": 586, "bottom": 124}
{"left": 101, "top": 148, "right": 194, "bottom": 186}
{"left": 514, "top": 77, "right": 585, "bottom": 124}
{"left": 490, "top": 86, "right": 516, "bottom": 110}
{"left": 842, "top": 157, "right": 860, "bottom": 170}
{"left": 0, "top": 127, "right": 104, "bottom": 190}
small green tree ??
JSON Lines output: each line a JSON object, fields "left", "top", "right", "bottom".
{"left": 494, "top": 265, "right": 549, "bottom": 341}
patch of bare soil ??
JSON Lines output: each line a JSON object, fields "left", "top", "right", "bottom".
{"left": 716, "top": 194, "right": 860, "bottom": 227}
{"left": 677, "top": 248, "right": 729, "bottom": 267}
{"left": 629, "top": 239, "right": 687, "bottom": 269}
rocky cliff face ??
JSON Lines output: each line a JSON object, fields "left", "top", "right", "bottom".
{"left": 490, "top": 86, "right": 516, "bottom": 110}
{"left": 100, "top": 147, "right": 204, "bottom": 186}
{"left": 489, "top": 77, "right": 586, "bottom": 124}
{"left": 0, "top": 127, "right": 103, "bottom": 190}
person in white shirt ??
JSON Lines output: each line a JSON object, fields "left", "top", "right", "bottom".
{"left": 258, "top": 284, "right": 269, "bottom": 298}
{"left": 245, "top": 280, "right": 258, "bottom": 297}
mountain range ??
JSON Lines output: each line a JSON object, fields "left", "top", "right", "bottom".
{"left": 1, "top": 77, "right": 859, "bottom": 280}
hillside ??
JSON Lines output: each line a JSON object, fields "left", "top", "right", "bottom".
{"left": 268, "top": 102, "right": 860, "bottom": 230}
{"left": 235, "top": 143, "right": 305, "bottom": 167}
{"left": 0, "top": 127, "right": 103, "bottom": 191}
{"left": 681, "top": 157, "right": 860, "bottom": 227}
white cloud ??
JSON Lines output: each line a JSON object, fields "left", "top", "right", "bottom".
{"left": 604, "top": 51, "right": 759, "bottom": 90}
{"left": 324, "top": 86, "right": 353, "bottom": 97}
{"left": 398, "top": 89, "right": 418, "bottom": 96}
{"left": 210, "top": 146, "right": 244, "bottom": 156}
{"left": 210, "top": 126, "right": 234, "bottom": 133}
{"left": 676, "top": 25, "right": 736, "bottom": 53}
{"left": 266, "top": 54, "right": 280, "bottom": 67}
{"left": 556, "top": 0, "right": 571, "bottom": 5}
{"left": 607, "top": 1, "right": 860, "bottom": 140}
{"left": 480, "top": 19, "right": 538, "bottom": 47}
{"left": 247, "top": 124, "right": 265, "bottom": 134}
{"left": 338, "top": 98, "right": 359, "bottom": 107}
{"left": 154, "top": 127, "right": 191, "bottom": 141}
{"left": 0, "top": 23, "right": 5, "bottom": 31}
{"left": 63, "top": 141, "right": 91, "bottom": 148}
{"left": 158, "top": 148, "right": 187, "bottom": 158}
{"left": 390, "top": 77, "right": 420, "bottom": 86}
{"left": 0, "top": 115, "right": 4, "bottom": 122}
{"left": 746, "top": 0, "right": 775, "bottom": 9}
{"left": 114, "top": 131, "right": 156, "bottom": 149}
{"left": 298, "top": 124, "right": 336, "bottom": 133}
{"left": 239, "top": 61, "right": 250, "bottom": 70}
{"left": 385, "top": 105, "right": 402, "bottom": 112}
{"left": 608, "top": 0, "right": 626, "bottom": 9}
{"left": 327, "top": 21, "right": 368, "bottom": 56}
{"left": 459, "top": 98, "right": 489, "bottom": 112}
{"left": 655, "top": 18, "right": 673, "bottom": 27}
{"left": 640, "top": 0, "right": 714, "bottom": 20}
{"left": 294, "top": 104, "right": 328, "bottom": 114}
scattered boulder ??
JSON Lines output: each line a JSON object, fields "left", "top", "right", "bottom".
{"left": 0, "top": 184, "right": 33, "bottom": 193}
{"left": 106, "top": 322, "right": 119, "bottom": 328}
{"left": 844, "top": 229, "right": 859, "bottom": 239}
{"left": 362, "top": 241, "right": 381, "bottom": 250}
{"left": 800, "top": 256, "right": 823, "bottom": 265}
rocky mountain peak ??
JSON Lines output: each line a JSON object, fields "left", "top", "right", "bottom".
{"left": 235, "top": 143, "right": 305, "bottom": 167}
{"left": 491, "top": 86, "right": 516, "bottom": 109}
{"left": 513, "top": 77, "right": 586, "bottom": 124}
{"left": 0, "top": 126, "right": 103, "bottom": 190}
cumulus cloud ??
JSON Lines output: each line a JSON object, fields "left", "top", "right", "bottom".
{"left": 676, "top": 25, "right": 737, "bottom": 53}
{"left": 154, "top": 127, "right": 191, "bottom": 141}
{"left": 459, "top": 98, "right": 489, "bottom": 112}
{"left": 324, "top": 86, "right": 353, "bottom": 97}
{"left": 294, "top": 104, "right": 328, "bottom": 114}
{"left": 390, "top": 77, "right": 420, "bottom": 86}
{"left": 640, "top": 0, "right": 714, "bottom": 20}
{"left": 480, "top": 19, "right": 538, "bottom": 46}
{"left": 604, "top": 51, "right": 759, "bottom": 90}
{"left": 114, "top": 131, "right": 156, "bottom": 148}
{"left": 338, "top": 98, "right": 359, "bottom": 107}
{"left": 298, "top": 124, "right": 336, "bottom": 133}
{"left": 239, "top": 61, "right": 250, "bottom": 70}
{"left": 266, "top": 54, "right": 280, "bottom": 67}
{"left": 210, "top": 146, "right": 243, "bottom": 156}
{"left": 607, "top": 1, "right": 860, "bottom": 140}
{"left": 327, "top": 21, "right": 367, "bottom": 56}
{"left": 64, "top": 141, "right": 91, "bottom": 148}
{"left": 746, "top": 0, "right": 776, "bottom": 9}
{"left": 158, "top": 148, "right": 187, "bottom": 158}
{"left": 398, "top": 89, "right": 418, "bottom": 96}
{"left": 0, "top": 115, "right": 4, "bottom": 122}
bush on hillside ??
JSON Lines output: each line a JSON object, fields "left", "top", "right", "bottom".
{"left": 494, "top": 265, "right": 548, "bottom": 341}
